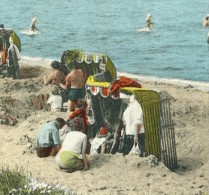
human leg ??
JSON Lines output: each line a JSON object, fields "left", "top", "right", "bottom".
{"left": 36, "top": 146, "right": 53, "bottom": 158}
{"left": 58, "top": 151, "right": 84, "bottom": 172}
{"left": 138, "top": 133, "right": 146, "bottom": 157}
{"left": 123, "top": 135, "right": 134, "bottom": 155}
{"left": 68, "top": 100, "right": 77, "bottom": 112}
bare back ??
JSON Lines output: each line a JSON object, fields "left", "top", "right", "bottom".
{"left": 44, "top": 70, "right": 65, "bottom": 86}
{"left": 65, "top": 69, "right": 85, "bottom": 88}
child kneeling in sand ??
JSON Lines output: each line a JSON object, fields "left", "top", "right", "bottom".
{"left": 55, "top": 117, "right": 89, "bottom": 172}
{"left": 47, "top": 87, "right": 63, "bottom": 112}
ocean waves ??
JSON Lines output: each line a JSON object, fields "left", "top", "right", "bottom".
{"left": 2, "top": 0, "right": 208, "bottom": 82}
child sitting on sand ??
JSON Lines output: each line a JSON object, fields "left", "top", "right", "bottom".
{"left": 47, "top": 87, "right": 63, "bottom": 112}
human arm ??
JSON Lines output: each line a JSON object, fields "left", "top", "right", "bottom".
{"left": 50, "top": 127, "right": 61, "bottom": 156}
{"left": 50, "top": 144, "right": 61, "bottom": 156}
{"left": 34, "top": 26, "right": 39, "bottom": 31}
{"left": 69, "top": 109, "right": 82, "bottom": 119}
{"left": 110, "top": 119, "right": 124, "bottom": 154}
{"left": 82, "top": 136, "right": 89, "bottom": 170}
{"left": 59, "top": 72, "right": 71, "bottom": 89}
{"left": 59, "top": 83, "right": 67, "bottom": 89}
{"left": 43, "top": 75, "right": 52, "bottom": 85}
{"left": 134, "top": 123, "right": 143, "bottom": 144}
{"left": 44, "top": 71, "right": 65, "bottom": 86}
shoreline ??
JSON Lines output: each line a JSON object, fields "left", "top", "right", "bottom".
{"left": 20, "top": 56, "right": 209, "bottom": 93}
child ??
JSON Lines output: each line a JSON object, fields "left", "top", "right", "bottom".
{"left": 69, "top": 99, "right": 88, "bottom": 134}
{"left": 90, "top": 126, "right": 113, "bottom": 155}
{"left": 47, "top": 87, "right": 63, "bottom": 112}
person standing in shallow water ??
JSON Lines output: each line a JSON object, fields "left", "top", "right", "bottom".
{"left": 203, "top": 14, "right": 209, "bottom": 27}
{"left": 207, "top": 31, "right": 209, "bottom": 44}
{"left": 145, "top": 14, "right": 154, "bottom": 29}
{"left": 29, "top": 17, "right": 39, "bottom": 32}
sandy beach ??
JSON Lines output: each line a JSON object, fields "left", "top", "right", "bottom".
{"left": 0, "top": 63, "right": 208, "bottom": 195}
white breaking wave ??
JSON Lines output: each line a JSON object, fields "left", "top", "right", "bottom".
{"left": 20, "top": 56, "right": 54, "bottom": 69}
{"left": 19, "top": 56, "right": 209, "bottom": 92}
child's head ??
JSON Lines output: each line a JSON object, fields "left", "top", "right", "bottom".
{"left": 76, "top": 99, "right": 87, "bottom": 109}
{"left": 51, "top": 87, "right": 59, "bottom": 95}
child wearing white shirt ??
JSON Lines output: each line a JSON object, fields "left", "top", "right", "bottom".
{"left": 47, "top": 87, "right": 63, "bottom": 112}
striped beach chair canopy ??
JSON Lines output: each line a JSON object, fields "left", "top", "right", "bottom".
{"left": 0, "top": 29, "right": 21, "bottom": 53}
{"left": 60, "top": 49, "right": 117, "bottom": 82}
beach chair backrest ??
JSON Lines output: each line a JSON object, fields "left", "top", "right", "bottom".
{"left": 60, "top": 49, "right": 117, "bottom": 82}
{"left": 120, "top": 87, "right": 161, "bottom": 159}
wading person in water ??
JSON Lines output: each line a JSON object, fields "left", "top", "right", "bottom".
{"left": 59, "top": 63, "right": 86, "bottom": 113}
{"left": 203, "top": 14, "right": 209, "bottom": 27}
{"left": 29, "top": 17, "right": 39, "bottom": 32}
{"left": 145, "top": 14, "right": 154, "bottom": 29}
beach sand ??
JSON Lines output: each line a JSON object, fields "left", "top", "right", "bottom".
{"left": 0, "top": 64, "right": 208, "bottom": 195}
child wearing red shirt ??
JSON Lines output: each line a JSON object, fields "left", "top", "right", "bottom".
{"left": 69, "top": 99, "right": 88, "bottom": 134}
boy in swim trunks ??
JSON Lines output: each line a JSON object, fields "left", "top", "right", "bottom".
{"left": 60, "top": 63, "right": 86, "bottom": 113}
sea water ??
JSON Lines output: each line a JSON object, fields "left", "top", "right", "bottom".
{"left": 1, "top": 0, "right": 209, "bottom": 83}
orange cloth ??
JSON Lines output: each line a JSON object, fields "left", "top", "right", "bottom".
{"left": 0, "top": 50, "right": 6, "bottom": 65}
{"left": 98, "top": 126, "right": 108, "bottom": 136}
{"left": 69, "top": 109, "right": 88, "bottom": 134}
{"left": 110, "top": 76, "right": 142, "bottom": 94}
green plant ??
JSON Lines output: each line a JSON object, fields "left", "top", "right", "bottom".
{"left": 0, "top": 165, "right": 74, "bottom": 195}
{"left": 0, "top": 166, "right": 27, "bottom": 194}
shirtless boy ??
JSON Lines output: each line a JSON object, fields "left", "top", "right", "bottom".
{"left": 60, "top": 64, "right": 86, "bottom": 112}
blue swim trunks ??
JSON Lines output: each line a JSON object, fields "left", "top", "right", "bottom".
{"left": 67, "top": 88, "right": 86, "bottom": 101}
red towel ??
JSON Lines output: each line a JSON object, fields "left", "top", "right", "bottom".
{"left": 110, "top": 76, "right": 142, "bottom": 94}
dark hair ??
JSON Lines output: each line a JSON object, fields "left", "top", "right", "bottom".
{"left": 51, "top": 60, "right": 61, "bottom": 70}
{"left": 76, "top": 99, "right": 87, "bottom": 109}
{"left": 74, "top": 61, "right": 82, "bottom": 69}
{"left": 69, "top": 117, "right": 85, "bottom": 132}
{"left": 0, "top": 24, "right": 4, "bottom": 28}
{"left": 55, "top": 118, "right": 66, "bottom": 127}
{"left": 59, "top": 64, "right": 69, "bottom": 75}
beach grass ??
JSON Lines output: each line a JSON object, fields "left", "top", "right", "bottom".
{"left": 0, "top": 165, "right": 73, "bottom": 195}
